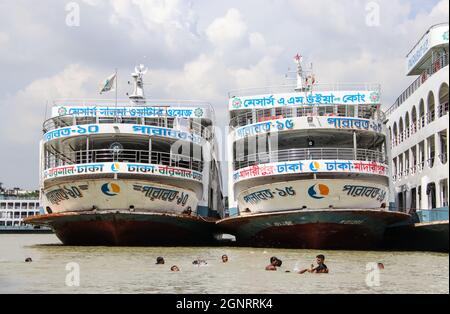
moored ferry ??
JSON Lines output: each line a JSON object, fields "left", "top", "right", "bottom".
{"left": 384, "top": 23, "right": 449, "bottom": 252}
{"left": 218, "top": 55, "right": 410, "bottom": 249}
{"left": 26, "top": 65, "right": 224, "bottom": 246}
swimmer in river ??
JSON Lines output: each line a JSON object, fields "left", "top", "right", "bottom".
{"left": 156, "top": 257, "right": 165, "bottom": 265}
{"left": 221, "top": 255, "right": 229, "bottom": 263}
{"left": 25, "top": 257, "right": 32, "bottom": 263}
{"left": 171, "top": 265, "right": 180, "bottom": 272}
{"left": 299, "top": 254, "right": 329, "bottom": 274}
{"left": 192, "top": 259, "right": 208, "bottom": 266}
{"left": 265, "top": 256, "right": 282, "bottom": 271}
{"left": 378, "top": 263, "right": 385, "bottom": 270}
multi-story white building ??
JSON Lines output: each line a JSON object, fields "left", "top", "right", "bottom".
{"left": 386, "top": 23, "right": 449, "bottom": 222}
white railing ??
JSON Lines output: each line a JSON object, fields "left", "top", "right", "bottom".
{"left": 391, "top": 104, "right": 448, "bottom": 147}
{"left": 234, "top": 148, "right": 385, "bottom": 170}
{"left": 393, "top": 154, "right": 448, "bottom": 182}
{"left": 230, "top": 104, "right": 385, "bottom": 128}
{"left": 386, "top": 53, "right": 448, "bottom": 117}
{"left": 45, "top": 149, "right": 203, "bottom": 172}
{"left": 228, "top": 83, "right": 381, "bottom": 98}
{"left": 43, "top": 114, "right": 212, "bottom": 141}
{"left": 53, "top": 99, "right": 214, "bottom": 109}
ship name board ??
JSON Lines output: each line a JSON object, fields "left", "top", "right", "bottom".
{"left": 233, "top": 160, "right": 387, "bottom": 182}
{"left": 229, "top": 91, "right": 381, "bottom": 110}
{"left": 43, "top": 162, "right": 203, "bottom": 182}
{"left": 52, "top": 106, "right": 207, "bottom": 118}
{"left": 44, "top": 124, "right": 203, "bottom": 144}
{"left": 235, "top": 117, "right": 383, "bottom": 139}
{"left": 406, "top": 24, "right": 449, "bottom": 74}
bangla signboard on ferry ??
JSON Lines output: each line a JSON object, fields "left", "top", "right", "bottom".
{"left": 406, "top": 23, "right": 449, "bottom": 75}
{"left": 51, "top": 106, "right": 207, "bottom": 119}
{"left": 229, "top": 91, "right": 381, "bottom": 111}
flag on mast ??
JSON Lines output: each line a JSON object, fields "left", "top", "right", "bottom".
{"left": 99, "top": 72, "right": 117, "bottom": 94}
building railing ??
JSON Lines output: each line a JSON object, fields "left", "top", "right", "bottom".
{"left": 234, "top": 148, "right": 386, "bottom": 170}
{"left": 386, "top": 53, "right": 449, "bottom": 117}
{"left": 45, "top": 149, "right": 203, "bottom": 172}
{"left": 43, "top": 114, "right": 212, "bottom": 141}
{"left": 230, "top": 104, "right": 385, "bottom": 128}
{"left": 393, "top": 153, "right": 448, "bottom": 182}
{"left": 228, "top": 83, "right": 381, "bottom": 98}
{"left": 391, "top": 103, "right": 449, "bottom": 147}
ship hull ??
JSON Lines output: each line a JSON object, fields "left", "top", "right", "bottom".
{"left": 25, "top": 211, "right": 217, "bottom": 246}
{"left": 384, "top": 221, "right": 449, "bottom": 252}
{"left": 218, "top": 209, "right": 411, "bottom": 250}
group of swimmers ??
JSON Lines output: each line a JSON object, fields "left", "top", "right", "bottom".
{"left": 157, "top": 254, "right": 230, "bottom": 272}
{"left": 265, "top": 254, "right": 329, "bottom": 274}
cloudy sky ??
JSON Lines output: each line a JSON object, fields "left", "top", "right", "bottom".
{"left": 0, "top": 0, "right": 448, "bottom": 190}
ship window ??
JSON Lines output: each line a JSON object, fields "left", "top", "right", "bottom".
{"left": 438, "top": 83, "right": 449, "bottom": 117}
{"left": 256, "top": 109, "right": 272, "bottom": 123}
{"left": 346, "top": 105, "right": 355, "bottom": 118}
{"left": 440, "top": 179, "right": 449, "bottom": 207}
{"left": 76, "top": 116, "right": 96, "bottom": 125}
{"left": 317, "top": 106, "right": 334, "bottom": 116}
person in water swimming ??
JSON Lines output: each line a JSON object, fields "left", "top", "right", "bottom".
{"left": 265, "top": 256, "right": 282, "bottom": 271}
{"left": 156, "top": 257, "right": 165, "bottom": 265}
{"left": 221, "top": 255, "right": 229, "bottom": 263}
{"left": 299, "top": 254, "right": 329, "bottom": 274}
{"left": 171, "top": 265, "right": 180, "bottom": 272}
{"left": 192, "top": 259, "right": 208, "bottom": 266}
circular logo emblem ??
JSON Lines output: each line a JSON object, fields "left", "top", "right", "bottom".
{"left": 111, "top": 163, "right": 120, "bottom": 173}
{"left": 309, "top": 161, "right": 320, "bottom": 172}
{"left": 194, "top": 108, "right": 204, "bottom": 118}
{"left": 101, "top": 183, "right": 121, "bottom": 196}
{"left": 231, "top": 97, "right": 242, "bottom": 109}
{"left": 369, "top": 92, "right": 380, "bottom": 103}
{"left": 308, "top": 184, "right": 330, "bottom": 199}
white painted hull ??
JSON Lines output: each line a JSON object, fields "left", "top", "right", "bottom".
{"left": 43, "top": 179, "right": 198, "bottom": 215}
{"left": 237, "top": 179, "right": 388, "bottom": 214}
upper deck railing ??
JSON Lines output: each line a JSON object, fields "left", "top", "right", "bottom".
{"left": 52, "top": 98, "right": 214, "bottom": 109}
{"left": 230, "top": 104, "right": 385, "bottom": 128}
{"left": 45, "top": 148, "right": 203, "bottom": 172}
{"left": 228, "top": 83, "right": 381, "bottom": 98}
{"left": 385, "top": 53, "right": 448, "bottom": 118}
{"left": 43, "top": 114, "right": 212, "bottom": 141}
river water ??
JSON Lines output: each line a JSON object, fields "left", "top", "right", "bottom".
{"left": 0, "top": 234, "right": 448, "bottom": 294}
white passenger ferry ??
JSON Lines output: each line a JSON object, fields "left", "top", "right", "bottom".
{"left": 26, "top": 65, "right": 224, "bottom": 245}
{"left": 384, "top": 23, "right": 448, "bottom": 252}
{"left": 0, "top": 195, "right": 49, "bottom": 232}
{"left": 218, "top": 55, "right": 409, "bottom": 249}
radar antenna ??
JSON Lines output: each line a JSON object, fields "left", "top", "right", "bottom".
{"left": 129, "top": 64, "right": 148, "bottom": 103}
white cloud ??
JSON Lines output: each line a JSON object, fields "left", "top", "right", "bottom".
{"left": 1, "top": 64, "right": 95, "bottom": 145}
{"left": 0, "top": 32, "right": 8, "bottom": 45}
{"left": 206, "top": 8, "right": 248, "bottom": 48}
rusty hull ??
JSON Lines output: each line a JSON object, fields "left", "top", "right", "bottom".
{"left": 218, "top": 209, "right": 412, "bottom": 250}
{"left": 24, "top": 211, "right": 218, "bottom": 246}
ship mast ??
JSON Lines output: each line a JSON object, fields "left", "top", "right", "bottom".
{"left": 294, "top": 53, "right": 315, "bottom": 92}
{"left": 129, "top": 64, "right": 148, "bottom": 104}
{"left": 294, "top": 53, "right": 304, "bottom": 92}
